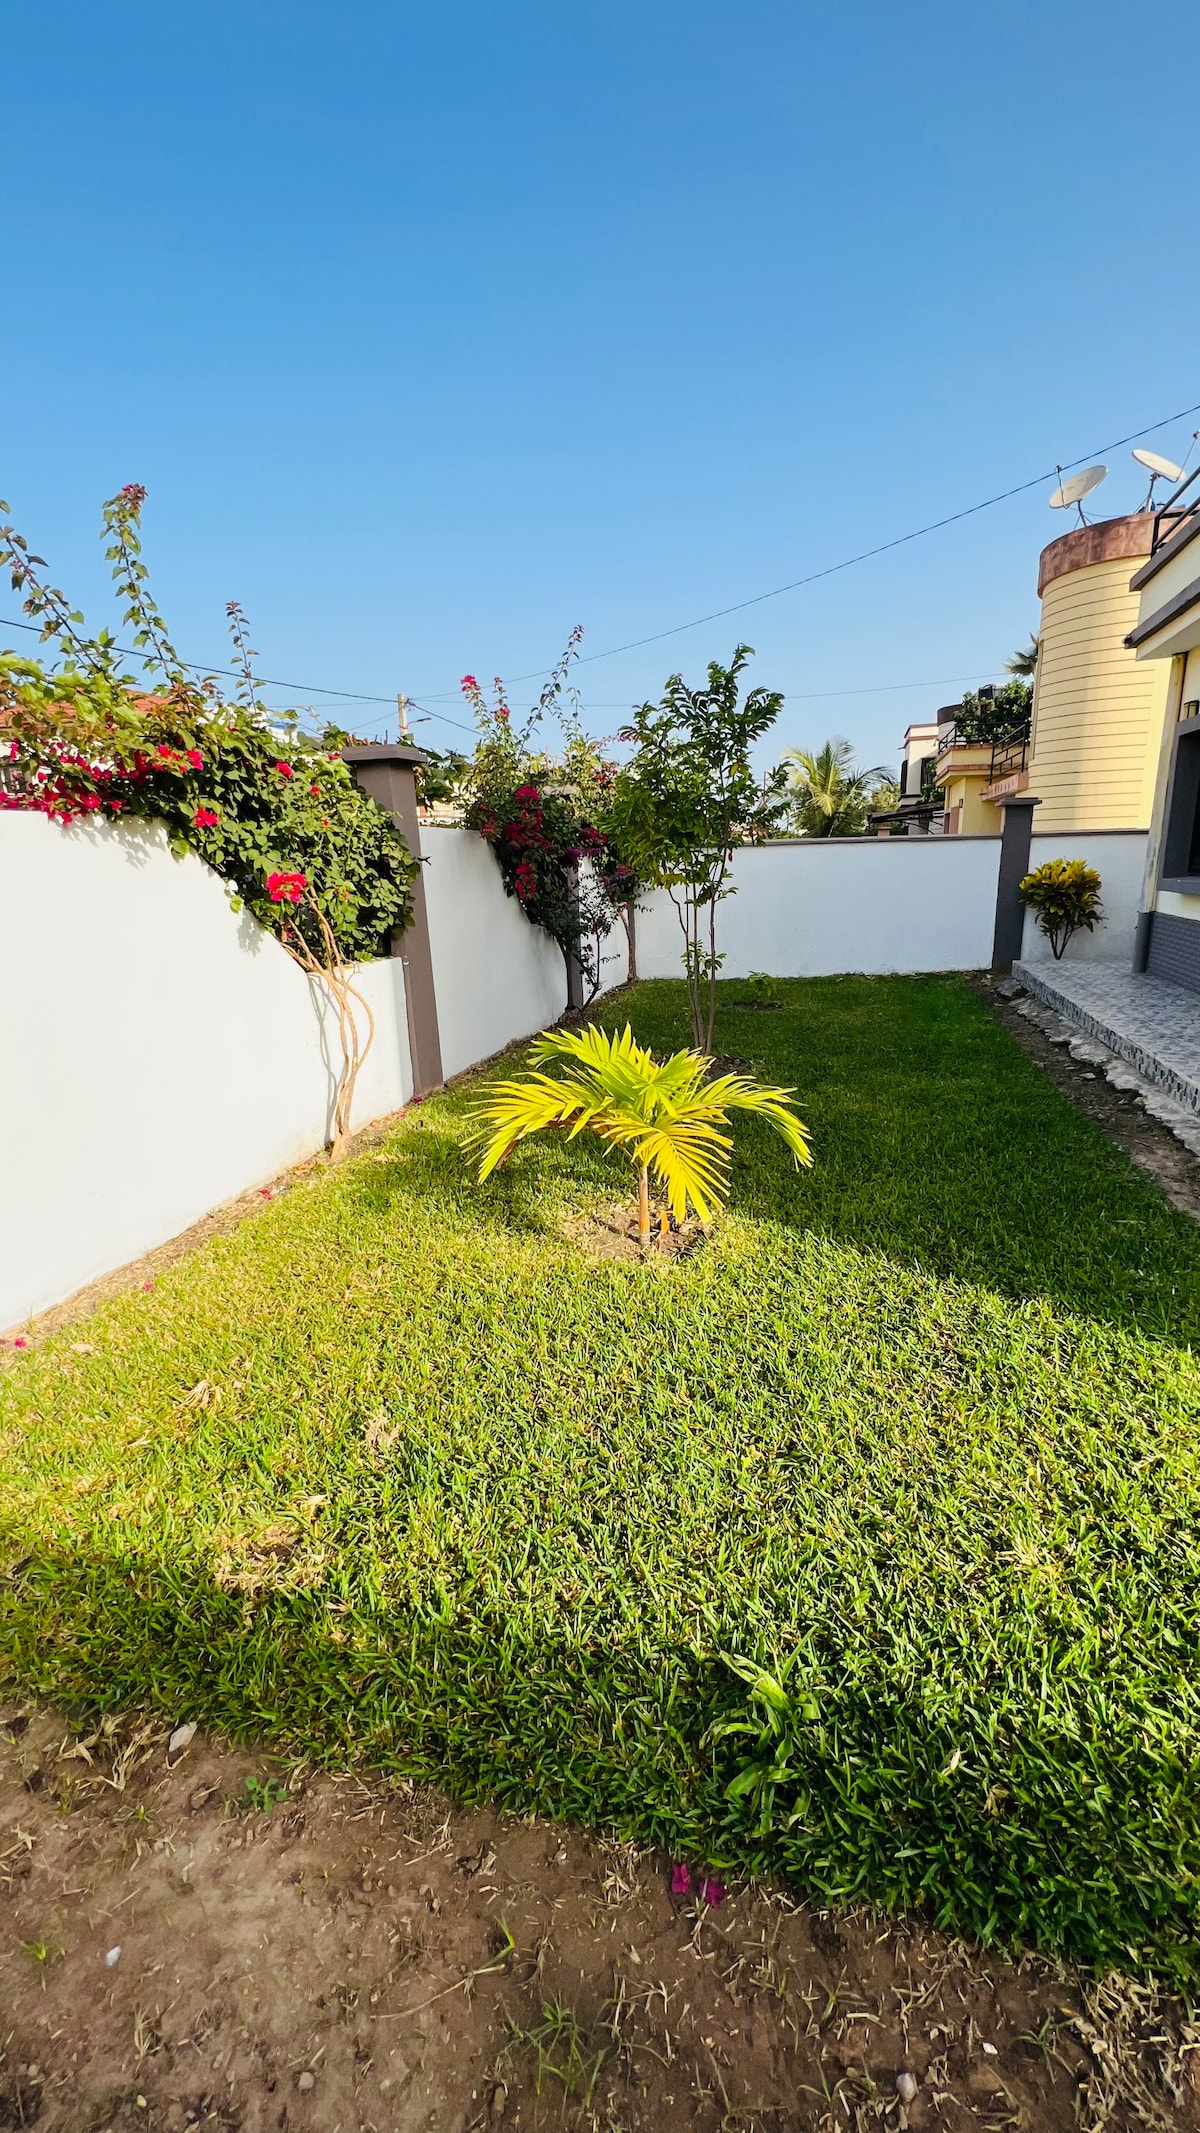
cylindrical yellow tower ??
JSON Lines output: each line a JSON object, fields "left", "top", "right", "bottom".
{"left": 1027, "top": 514, "right": 1170, "bottom": 831}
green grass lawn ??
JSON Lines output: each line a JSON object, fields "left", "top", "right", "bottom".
{"left": 3, "top": 976, "right": 1200, "bottom": 1977}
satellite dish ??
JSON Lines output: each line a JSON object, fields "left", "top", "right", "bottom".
{"left": 1049, "top": 464, "right": 1108, "bottom": 526}
{"left": 1133, "top": 446, "right": 1186, "bottom": 510}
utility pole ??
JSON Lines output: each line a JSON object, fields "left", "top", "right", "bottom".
{"left": 396, "top": 692, "right": 410, "bottom": 741}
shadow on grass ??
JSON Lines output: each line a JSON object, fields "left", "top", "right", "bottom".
{"left": 3, "top": 1535, "right": 1197, "bottom": 1981}
{"left": 586, "top": 976, "right": 1200, "bottom": 1343}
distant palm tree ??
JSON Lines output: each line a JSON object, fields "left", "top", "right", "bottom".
{"left": 1005, "top": 636, "right": 1040, "bottom": 679}
{"left": 781, "top": 738, "right": 891, "bottom": 837}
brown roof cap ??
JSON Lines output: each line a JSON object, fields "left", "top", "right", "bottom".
{"left": 1037, "top": 513, "right": 1156, "bottom": 598}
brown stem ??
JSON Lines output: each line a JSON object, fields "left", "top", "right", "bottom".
{"left": 637, "top": 1165, "right": 651, "bottom": 1250}
{"left": 280, "top": 893, "right": 376, "bottom": 1160}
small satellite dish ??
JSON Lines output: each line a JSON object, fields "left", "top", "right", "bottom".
{"left": 1133, "top": 446, "right": 1186, "bottom": 510}
{"left": 1049, "top": 464, "right": 1108, "bottom": 526}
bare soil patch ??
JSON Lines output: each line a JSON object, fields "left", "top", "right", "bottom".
{"left": 1, "top": 1709, "right": 1195, "bottom": 2133}
{"left": 973, "top": 975, "right": 1200, "bottom": 1222}
{"left": 559, "top": 1200, "right": 711, "bottom": 1264}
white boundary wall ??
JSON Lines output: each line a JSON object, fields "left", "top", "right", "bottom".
{"left": 3, "top": 815, "right": 1150, "bottom": 1328}
{"left": 422, "top": 828, "right": 568, "bottom": 1078}
{"left": 1018, "top": 830, "right": 1147, "bottom": 967}
{"left": 632, "top": 836, "right": 1004, "bottom": 979}
{"left": 2, "top": 815, "right": 414, "bottom": 1328}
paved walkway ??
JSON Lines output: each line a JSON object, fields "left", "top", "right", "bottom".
{"left": 1014, "top": 959, "right": 1200, "bottom": 1115}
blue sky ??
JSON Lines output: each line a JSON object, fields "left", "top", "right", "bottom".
{"left": 5, "top": 0, "right": 1199, "bottom": 771}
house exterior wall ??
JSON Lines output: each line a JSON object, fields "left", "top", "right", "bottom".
{"left": 1027, "top": 516, "right": 1169, "bottom": 833}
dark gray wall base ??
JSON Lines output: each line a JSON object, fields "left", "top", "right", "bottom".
{"left": 1146, "top": 911, "right": 1200, "bottom": 995}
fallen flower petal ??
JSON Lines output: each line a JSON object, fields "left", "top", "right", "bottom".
{"left": 670, "top": 1863, "right": 692, "bottom": 1897}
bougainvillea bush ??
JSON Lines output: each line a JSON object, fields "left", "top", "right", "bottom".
{"left": 459, "top": 631, "right": 640, "bottom": 996}
{"left": 0, "top": 487, "right": 416, "bottom": 962}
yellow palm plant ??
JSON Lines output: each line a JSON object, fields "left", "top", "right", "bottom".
{"left": 469, "top": 1024, "right": 812, "bottom": 1248}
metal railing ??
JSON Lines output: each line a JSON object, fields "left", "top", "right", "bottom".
{"left": 1150, "top": 501, "right": 1200, "bottom": 560}
{"left": 988, "top": 732, "right": 1029, "bottom": 782}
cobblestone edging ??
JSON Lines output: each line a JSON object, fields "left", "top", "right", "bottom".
{"left": 1014, "top": 962, "right": 1200, "bottom": 1117}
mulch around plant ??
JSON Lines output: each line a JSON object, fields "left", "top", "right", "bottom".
{"left": 559, "top": 1199, "right": 711, "bottom": 1263}
{"left": 1, "top": 1707, "right": 1196, "bottom": 2133}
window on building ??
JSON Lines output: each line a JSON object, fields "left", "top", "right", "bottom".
{"left": 1161, "top": 719, "right": 1200, "bottom": 885}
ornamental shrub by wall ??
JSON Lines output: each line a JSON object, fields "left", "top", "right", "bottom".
{"left": 0, "top": 488, "right": 417, "bottom": 961}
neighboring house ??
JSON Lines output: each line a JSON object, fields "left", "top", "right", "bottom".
{"left": 1125, "top": 480, "right": 1200, "bottom": 990}
{"left": 882, "top": 510, "right": 1170, "bottom": 840}
{"left": 1026, "top": 514, "right": 1169, "bottom": 832}
{"left": 875, "top": 718, "right": 944, "bottom": 833}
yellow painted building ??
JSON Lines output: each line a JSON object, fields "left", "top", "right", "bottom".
{"left": 929, "top": 511, "right": 1170, "bottom": 837}
{"left": 1125, "top": 489, "right": 1200, "bottom": 989}
{"left": 1026, "top": 515, "right": 1170, "bottom": 832}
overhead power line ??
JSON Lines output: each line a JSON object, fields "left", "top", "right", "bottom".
{"left": 5, "top": 394, "right": 1199, "bottom": 728}
{"left": 413, "top": 394, "right": 1200, "bottom": 697}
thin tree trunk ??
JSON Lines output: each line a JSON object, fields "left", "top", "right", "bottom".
{"left": 705, "top": 893, "right": 719, "bottom": 1052}
{"left": 281, "top": 895, "right": 376, "bottom": 1162}
{"left": 621, "top": 900, "right": 638, "bottom": 985}
{"left": 637, "top": 1165, "right": 651, "bottom": 1249}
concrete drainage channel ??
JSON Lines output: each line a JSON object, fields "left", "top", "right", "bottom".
{"left": 995, "top": 978, "right": 1200, "bottom": 1159}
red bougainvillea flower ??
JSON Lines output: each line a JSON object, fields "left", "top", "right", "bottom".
{"left": 13, "top": 1337, "right": 28, "bottom": 1349}
{"left": 266, "top": 870, "right": 306, "bottom": 903}
{"left": 460, "top": 674, "right": 478, "bottom": 692}
{"left": 514, "top": 784, "right": 539, "bottom": 802}
{"left": 275, "top": 761, "right": 294, "bottom": 779}
{"left": 193, "top": 807, "right": 220, "bottom": 828}
{"left": 141, "top": 1280, "right": 155, "bottom": 1292}
{"left": 309, "top": 782, "right": 320, "bottom": 796}
{"left": 187, "top": 748, "right": 204, "bottom": 769}
{"left": 670, "top": 1863, "right": 692, "bottom": 1898}
{"left": 156, "top": 742, "right": 177, "bottom": 759}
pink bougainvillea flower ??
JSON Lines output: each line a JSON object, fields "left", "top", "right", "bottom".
{"left": 460, "top": 674, "right": 478, "bottom": 692}
{"left": 193, "top": 807, "right": 220, "bottom": 829}
{"left": 259, "top": 1187, "right": 274, "bottom": 1199}
{"left": 275, "top": 761, "right": 294, "bottom": 779}
{"left": 187, "top": 748, "right": 204, "bottom": 769}
{"left": 13, "top": 1337, "right": 28, "bottom": 1349}
{"left": 670, "top": 1863, "right": 692, "bottom": 1897}
{"left": 266, "top": 871, "right": 306, "bottom": 904}
{"left": 698, "top": 1875, "right": 726, "bottom": 1907}
{"left": 141, "top": 1280, "right": 155, "bottom": 1292}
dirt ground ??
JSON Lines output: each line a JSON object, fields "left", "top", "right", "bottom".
{"left": 1, "top": 1709, "right": 1196, "bottom": 2133}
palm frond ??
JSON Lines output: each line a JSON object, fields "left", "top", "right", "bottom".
{"left": 469, "top": 1021, "right": 812, "bottom": 1225}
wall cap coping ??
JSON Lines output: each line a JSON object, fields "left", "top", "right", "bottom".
{"left": 341, "top": 742, "right": 428, "bottom": 767}
{"left": 1037, "top": 512, "right": 1156, "bottom": 598}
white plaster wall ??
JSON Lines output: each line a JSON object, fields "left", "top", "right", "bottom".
{"left": 1018, "top": 830, "right": 1148, "bottom": 965}
{"left": 632, "top": 837, "right": 1003, "bottom": 979}
{"left": 421, "top": 827, "right": 568, "bottom": 1078}
{"left": 1, "top": 814, "right": 413, "bottom": 1329}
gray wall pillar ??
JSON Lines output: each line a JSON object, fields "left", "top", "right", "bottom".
{"left": 342, "top": 745, "right": 444, "bottom": 1097}
{"left": 990, "top": 796, "right": 1040, "bottom": 973}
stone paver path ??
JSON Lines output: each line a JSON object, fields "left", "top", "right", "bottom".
{"left": 1015, "top": 959, "right": 1200, "bottom": 1115}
